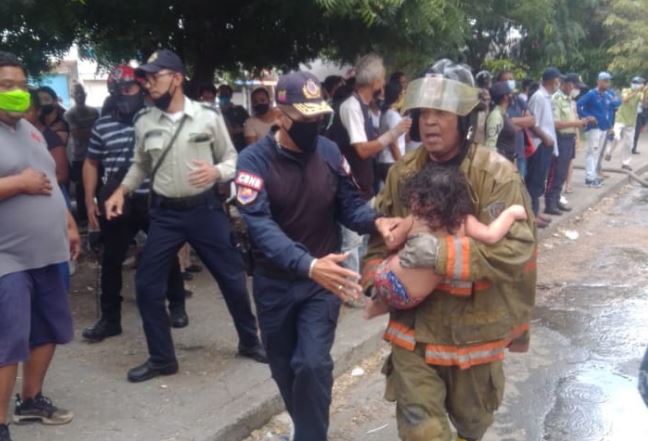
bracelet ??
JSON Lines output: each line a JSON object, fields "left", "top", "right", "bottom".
{"left": 308, "top": 258, "right": 318, "bottom": 278}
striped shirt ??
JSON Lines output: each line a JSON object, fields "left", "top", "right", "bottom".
{"left": 87, "top": 114, "right": 149, "bottom": 194}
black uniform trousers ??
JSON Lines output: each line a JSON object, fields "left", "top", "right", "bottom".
{"left": 253, "top": 272, "right": 341, "bottom": 441}
{"left": 545, "top": 133, "right": 576, "bottom": 209}
{"left": 525, "top": 142, "right": 553, "bottom": 215}
{"left": 98, "top": 194, "right": 185, "bottom": 323}
{"left": 136, "top": 192, "right": 260, "bottom": 365}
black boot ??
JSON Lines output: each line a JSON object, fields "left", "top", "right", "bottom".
{"left": 238, "top": 343, "right": 268, "bottom": 364}
{"left": 169, "top": 308, "right": 189, "bottom": 329}
{"left": 82, "top": 319, "right": 122, "bottom": 342}
{"left": 544, "top": 203, "right": 563, "bottom": 216}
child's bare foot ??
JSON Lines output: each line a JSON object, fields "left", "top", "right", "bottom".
{"left": 364, "top": 298, "right": 390, "bottom": 319}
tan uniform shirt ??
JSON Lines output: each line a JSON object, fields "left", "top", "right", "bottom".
{"left": 122, "top": 97, "right": 237, "bottom": 198}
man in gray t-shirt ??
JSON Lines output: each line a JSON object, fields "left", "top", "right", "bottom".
{"left": 0, "top": 51, "right": 80, "bottom": 441}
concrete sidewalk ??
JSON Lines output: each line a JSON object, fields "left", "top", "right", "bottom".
{"left": 10, "top": 136, "right": 648, "bottom": 441}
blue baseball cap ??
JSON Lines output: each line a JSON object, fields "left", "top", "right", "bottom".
{"left": 137, "top": 49, "right": 185, "bottom": 75}
{"left": 542, "top": 67, "right": 564, "bottom": 82}
{"left": 598, "top": 71, "right": 613, "bottom": 81}
{"left": 564, "top": 73, "right": 587, "bottom": 89}
{"left": 490, "top": 81, "right": 512, "bottom": 101}
{"left": 275, "top": 71, "right": 332, "bottom": 117}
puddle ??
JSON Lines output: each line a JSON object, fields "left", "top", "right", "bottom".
{"left": 544, "top": 366, "right": 648, "bottom": 440}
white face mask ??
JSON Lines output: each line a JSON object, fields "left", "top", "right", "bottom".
{"left": 632, "top": 83, "right": 642, "bottom": 91}
{"left": 570, "top": 89, "right": 580, "bottom": 99}
{"left": 507, "top": 80, "right": 516, "bottom": 92}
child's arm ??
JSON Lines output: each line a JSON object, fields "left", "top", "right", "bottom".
{"left": 464, "top": 204, "right": 527, "bottom": 245}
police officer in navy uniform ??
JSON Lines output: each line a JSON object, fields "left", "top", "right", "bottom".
{"left": 105, "top": 49, "right": 266, "bottom": 383}
{"left": 235, "top": 71, "right": 399, "bottom": 441}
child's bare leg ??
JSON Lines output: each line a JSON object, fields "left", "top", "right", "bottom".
{"left": 363, "top": 298, "right": 390, "bottom": 319}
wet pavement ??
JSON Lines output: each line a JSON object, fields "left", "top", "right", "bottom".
{"left": 250, "top": 181, "right": 648, "bottom": 441}
{"left": 10, "top": 141, "right": 648, "bottom": 441}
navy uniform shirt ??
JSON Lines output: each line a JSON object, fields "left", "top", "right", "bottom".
{"left": 235, "top": 131, "right": 377, "bottom": 278}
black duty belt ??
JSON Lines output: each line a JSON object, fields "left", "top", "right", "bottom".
{"left": 153, "top": 189, "right": 217, "bottom": 211}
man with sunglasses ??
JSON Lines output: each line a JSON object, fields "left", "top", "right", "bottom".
{"left": 235, "top": 71, "right": 398, "bottom": 441}
{"left": 104, "top": 49, "right": 265, "bottom": 383}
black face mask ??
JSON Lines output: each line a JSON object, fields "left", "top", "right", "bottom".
{"left": 116, "top": 93, "right": 145, "bottom": 121}
{"left": 152, "top": 83, "right": 175, "bottom": 111}
{"left": 41, "top": 104, "right": 55, "bottom": 115}
{"left": 288, "top": 119, "right": 321, "bottom": 153}
{"left": 253, "top": 103, "right": 269, "bottom": 116}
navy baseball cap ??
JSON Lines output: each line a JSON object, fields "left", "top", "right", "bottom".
{"left": 137, "top": 49, "right": 185, "bottom": 75}
{"left": 276, "top": 71, "right": 332, "bottom": 117}
{"left": 542, "top": 67, "right": 564, "bottom": 82}
{"left": 564, "top": 73, "right": 587, "bottom": 89}
{"left": 490, "top": 81, "right": 512, "bottom": 101}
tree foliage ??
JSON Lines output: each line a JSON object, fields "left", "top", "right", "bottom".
{"left": 605, "top": 0, "right": 648, "bottom": 76}
{"left": 0, "top": 0, "right": 639, "bottom": 89}
{"left": 0, "top": 0, "right": 80, "bottom": 74}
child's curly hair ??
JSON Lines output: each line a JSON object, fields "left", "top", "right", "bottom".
{"left": 400, "top": 163, "right": 474, "bottom": 233}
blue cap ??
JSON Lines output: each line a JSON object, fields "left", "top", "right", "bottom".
{"left": 564, "top": 73, "right": 587, "bottom": 89}
{"left": 542, "top": 67, "right": 564, "bottom": 82}
{"left": 137, "top": 49, "right": 185, "bottom": 75}
{"left": 490, "top": 81, "right": 512, "bottom": 101}
{"left": 598, "top": 71, "right": 613, "bottom": 81}
{"left": 275, "top": 71, "right": 332, "bottom": 117}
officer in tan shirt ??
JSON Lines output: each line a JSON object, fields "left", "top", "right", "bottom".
{"left": 105, "top": 49, "right": 266, "bottom": 383}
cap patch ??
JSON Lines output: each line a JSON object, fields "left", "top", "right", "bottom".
{"left": 277, "top": 90, "right": 287, "bottom": 103}
{"left": 147, "top": 52, "right": 159, "bottom": 63}
{"left": 303, "top": 79, "right": 321, "bottom": 100}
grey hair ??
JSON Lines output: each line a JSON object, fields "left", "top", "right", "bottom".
{"left": 355, "top": 54, "right": 385, "bottom": 87}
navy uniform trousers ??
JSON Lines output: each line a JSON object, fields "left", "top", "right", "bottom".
{"left": 135, "top": 193, "right": 260, "bottom": 365}
{"left": 253, "top": 272, "right": 341, "bottom": 441}
{"left": 545, "top": 133, "right": 576, "bottom": 210}
{"left": 525, "top": 142, "right": 554, "bottom": 215}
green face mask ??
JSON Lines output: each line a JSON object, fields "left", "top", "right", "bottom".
{"left": 0, "top": 89, "right": 31, "bottom": 113}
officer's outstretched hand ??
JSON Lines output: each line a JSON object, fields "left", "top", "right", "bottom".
{"left": 105, "top": 187, "right": 126, "bottom": 220}
{"left": 310, "top": 253, "right": 363, "bottom": 302}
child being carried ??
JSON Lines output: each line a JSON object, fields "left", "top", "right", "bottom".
{"left": 365, "top": 162, "right": 527, "bottom": 319}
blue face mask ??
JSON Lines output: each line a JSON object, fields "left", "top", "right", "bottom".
{"left": 219, "top": 96, "right": 231, "bottom": 107}
{"left": 507, "top": 80, "right": 516, "bottom": 92}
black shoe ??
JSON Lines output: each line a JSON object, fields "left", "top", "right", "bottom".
{"left": 0, "top": 424, "right": 11, "bottom": 441}
{"left": 633, "top": 150, "right": 640, "bottom": 155}
{"left": 558, "top": 202, "right": 572, "bottom": 212}
{"left": 13, "top": 393, "right": 73, "bottom": 425}
{"left": 127, "top": 360, "right": 178, "bottom": 383}
{"left": 181, "top": 272, "right": 193, "bottom": 281}
{"left": 544, "top": 206, "right": 563, "bottom": 216}
{"left": 184, "top": 289, "right": 193, "bottom": 298}
{"left": 238, "top": 344, "right": 268, "bottom": 364}
{"left": 186, "top": 264, "right": 203, "bottom": 273}
{"left": 169, "top": 308, "right": 189, "bottom": 329}
{"left": 82, "top": 319, "right": 122, "bottom": 342}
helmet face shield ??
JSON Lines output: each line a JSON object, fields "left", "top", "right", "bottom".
{"left": 402, "top": 76, "right": 480, "bottom": 117}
